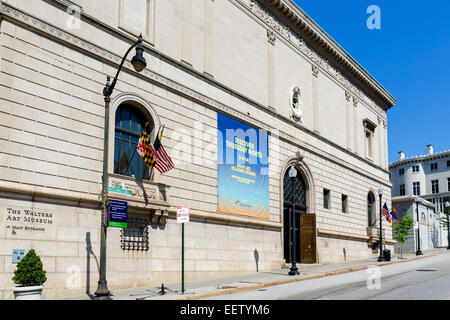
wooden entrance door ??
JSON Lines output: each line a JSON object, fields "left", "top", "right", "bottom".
{"left": 300, "top": 213, "right": 316, "bottom": 263}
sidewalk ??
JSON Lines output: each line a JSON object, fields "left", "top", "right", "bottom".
{"left": 58, "top": 248, "right": 448, "bottom": 300}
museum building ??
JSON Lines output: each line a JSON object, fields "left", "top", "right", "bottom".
{"left": 0, "top": 0, "right": 396, "bottom": 299}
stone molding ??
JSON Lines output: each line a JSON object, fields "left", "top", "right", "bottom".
{"left": 246, "top": 0, "right": 392, "bottom": 118}
{"left": 318, "top": 228, "right": 370, "bottom": 242}
{"left": 166, "top": 206, "right": 283, "bottom": 230}
{"left": 311, "top": 64, "right": 319, "bottom": 78}
{"left": 0, "top": 179, "right": 281, "bottom": 229}
{"left": 266, "top": 29, "right": 276, "bottom": 45}
{"left": 345, "top": 91, "right": 351, "bottom": 102}
{"left": 108, "top": 174, "right": 170, "bottom": 205}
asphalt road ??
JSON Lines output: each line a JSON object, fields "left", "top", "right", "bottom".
{"left": 206, "top": 252, "right": 450, "bottom": 300}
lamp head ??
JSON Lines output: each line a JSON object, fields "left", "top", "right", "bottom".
{"left": 131, "top": 34, "right": 147, "bottom": 72}
{"left": 288, "top": 165, "right": 297, "bottom": 179}
{"left": 445, "top": 201, "right": 450, "bottom": 208}
{"left": 377, "top": 188, "right": 384, "bottom": 196}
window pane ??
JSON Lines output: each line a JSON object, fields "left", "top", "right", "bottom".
{"left": 114, "top": 104, "right": 150, "bottom": 179}
{"left": 122, "top": 107, "right": 132, "bottom": 130}
{"left": 119, "top": 139, "right": 130, "bottom": 175}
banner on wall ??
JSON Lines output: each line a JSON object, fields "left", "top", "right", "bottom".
{"left": 217, "top": 113, "right": 269, "bottom": 219}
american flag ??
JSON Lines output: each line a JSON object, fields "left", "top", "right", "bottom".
{"left": 382, "top": 202, "right": 392, "bottom": 223}
{"left": 153, "top": 125, "right": 174, "bottom": 174}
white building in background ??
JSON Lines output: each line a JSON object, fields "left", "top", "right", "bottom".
{"left": 389, "top": 145, "right": 450, "bottom": 251}
{"left": 390, "top": 145, "right": 450, "bottom": 210}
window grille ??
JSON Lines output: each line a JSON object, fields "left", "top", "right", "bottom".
{"left": 121, "top": 216, "right": 149, "bottom": 251}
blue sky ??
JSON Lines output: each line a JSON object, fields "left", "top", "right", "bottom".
{"left": 292, "top": 0, "right": 450, "bottom": 163}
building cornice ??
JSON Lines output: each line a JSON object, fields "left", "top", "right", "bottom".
{"left": 392, "top": 195, "right": 436, "bottom": 209}
{"left": 389, "top": 151, "right": 450, "bottom": 169}
{"left": 258, "top": 0, "right": 396, "bottom": 111}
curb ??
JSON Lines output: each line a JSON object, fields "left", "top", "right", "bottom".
{"left": 168, "top": 253, "right": 437, "bottom": 300}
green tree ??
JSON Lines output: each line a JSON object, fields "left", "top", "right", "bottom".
{"left": 436, "top": 206, "right": 450, "bottom": 231}
{"left": 12, "top": 249, "right": 47, "bottom": 287}
{"left": 392, "top": 213, "right": 414, "bottom": 259}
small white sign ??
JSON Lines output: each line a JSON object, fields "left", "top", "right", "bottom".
{"left": 177, "top": 206, "right": 189, "bottom": 223}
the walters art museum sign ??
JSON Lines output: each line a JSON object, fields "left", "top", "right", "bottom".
{"left": 217, "top": 113, "right": 269, "bottom": 219}
{"left": 5, "top": 207, "right": 54, "bottom": 236}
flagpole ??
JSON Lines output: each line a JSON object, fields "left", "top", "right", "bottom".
{"left": 126, "top": 148, "right": 137, "bottom": 176}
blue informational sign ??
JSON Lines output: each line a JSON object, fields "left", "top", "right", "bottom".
{"left": 217, "top": 113, "right": 269, "bottom": 219}
{"left": 108, "top": 199, "right": 128, "bottom": 228}
{"left": 12, "top": 249, "right": 26, "bottom": 263}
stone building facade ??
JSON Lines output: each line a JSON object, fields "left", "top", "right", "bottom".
{"left": 0, "top": 0, "right": 395, "bottom": 299}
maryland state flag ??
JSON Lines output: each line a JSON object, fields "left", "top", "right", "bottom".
{"left": 136, "top": 123, "right": 156, "bottom": 171}
{"left": 153, "top": 125, "right": 174, "bottom": 174}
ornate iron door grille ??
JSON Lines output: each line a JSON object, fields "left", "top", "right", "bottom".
{"left": 283, "top": 170, "right": 306, "bottom": 210}
{"left": 120, "top": 216, "right": 149, "bottom": 251}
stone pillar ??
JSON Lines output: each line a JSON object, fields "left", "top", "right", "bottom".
{"left": 377, "top": 116, "right": 383, "bottom": 168}
{"left": 383, "top": 119, "right": 388, "bottom": 169}
{"left": 182, "top": 0, "right": 193, "bottom": 65}
{"left": 267, "top": 29, "right": 276, "bottom": 109}
{"left": 353, "top": 97, "right": 359, "bottom": 155}
{"left": 203, "top": 0, "right": 214, "bottom": 77}
{"left": 312, "top": 64, "right": 319, "bottom": 133}
{"left": 345, "top": 91, "right": 351, "bottom": 151}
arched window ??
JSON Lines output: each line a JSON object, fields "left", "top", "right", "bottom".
{"left": 367, "top": 192, "right": 376, "bottom": 227}
{"left": 421, "top": 212, "right": 426, "bottom": 222}
{"left": 114, "top": 104, "right": 153, "bottom": 179}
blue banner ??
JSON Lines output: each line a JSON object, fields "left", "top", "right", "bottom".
{"left": 217, "top": 113, "right": 269, "bottom": 218}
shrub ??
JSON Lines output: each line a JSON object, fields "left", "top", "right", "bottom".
{"left": 12, "top": 249, "right": 47, "bottom": 286}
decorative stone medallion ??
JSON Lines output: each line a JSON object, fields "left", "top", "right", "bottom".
{"left": 290, "top": 86, "right": 303, "bottom": 122}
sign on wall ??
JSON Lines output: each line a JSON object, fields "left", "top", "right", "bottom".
{"left": 12, "top": 249, "right": 26, "bottom": 263}
{"left": 217, "top": 113, "right": 269, "bottom": 219}
{"left": 108, "top": 199, "right": 128, "bottom": 228}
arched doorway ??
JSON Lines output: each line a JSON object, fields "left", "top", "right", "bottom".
{"left": 368, "top": 192, "right": 376, "bottom": 227}
{"left": 283, "top": 167, "right": 308, "bottom": 263}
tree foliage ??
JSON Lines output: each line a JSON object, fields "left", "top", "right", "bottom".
{"left": 437, "top": 208, "right": 450, "bottom": 231}
{"left": 393, "top": 213, "right": 414, "bottom": 259}
{"left": 12, "top": 249, "right": 47, "bottom": 286}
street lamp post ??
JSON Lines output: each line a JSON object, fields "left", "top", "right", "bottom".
{"left": 415, "top": 196, "right": 423, "bottom": 256}
{"left": 288, "top": 165, "right": 300, "bottom": 276}
{"left": 95, "top": 34, "right": 147, "bottom": 297}
{"left": 445, "top": 201, "right": 450, "bottom": 250}
{"left": 377, "top": 188, "right": 385, "bottom": 262}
